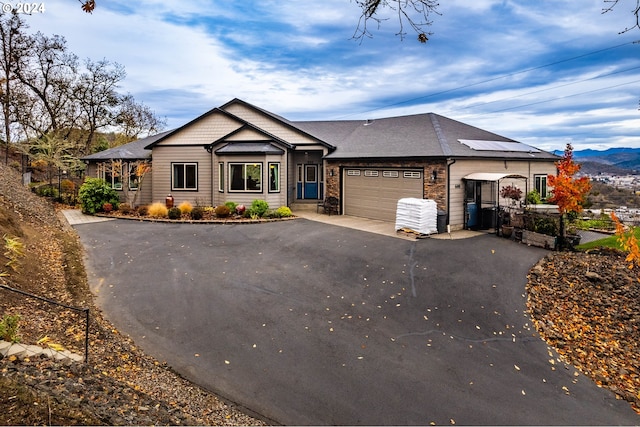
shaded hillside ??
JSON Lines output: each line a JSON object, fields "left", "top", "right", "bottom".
{"left": 567, "top": 147, "right": 640, "bottom": 174}
{"left": 0, "top": 162, "right": 263, "bottom": 426}
{"left": 585, "top": 181, "right": 640, "bottom": 209}
{"left": 579, "top": 160, "right": 637, "bottom": 176}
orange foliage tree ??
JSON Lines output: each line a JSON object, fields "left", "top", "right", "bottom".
{"left": 611, "top": 212, "right": 640, "bottom": 269}
{"left": 547, "top": 143, "right": 591, "bottom": 216}
{"left": 547, "top": 143, "right": 591, "bottom": 247}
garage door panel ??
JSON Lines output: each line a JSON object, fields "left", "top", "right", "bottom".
{"left": 344, "top": 169, "right": 423, "bottom": 221}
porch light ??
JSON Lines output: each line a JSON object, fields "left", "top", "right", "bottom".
{"left": 431, "top": 170, "right": 438, "bottom": 181}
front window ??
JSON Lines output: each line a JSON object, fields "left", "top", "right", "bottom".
{"left": 465, "top": 180, "right": 476, "bottom": 202}
{"left": 534, "top": 175, "right": 548, "bottom": 199}
{"left": 101, "top": 161, "right": 123, "bottom": 190}
{"left": 172, "top": 163, "right": 198, "bottom": 190}
{"left": 218, "top": 162, "right": 224, "bottom": 192}
{"left": 269, "top": 162, "right": 280, "bottom": 192}
{"left": 230, "top": 163, "right": 262, "bottom": 192}
{"left": 129, "top": 163, "right": 139, "bottom": 190}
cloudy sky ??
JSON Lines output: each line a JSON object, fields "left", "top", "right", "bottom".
{"left": 19, "top": 0, "right": 640, "bottom": 152}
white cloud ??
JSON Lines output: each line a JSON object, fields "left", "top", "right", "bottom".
{"left": 16, "top": 0, "right": 640, "bottom": 150}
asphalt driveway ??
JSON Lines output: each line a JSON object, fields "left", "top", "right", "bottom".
{"left": 75, "top": 218, "right": 639, "bottom": 425}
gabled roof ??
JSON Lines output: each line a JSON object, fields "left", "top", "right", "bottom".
{"left": 221, "top": 98, "right": 335, "bottom": 151}
{"left": 205, "top": 123, "right": 294, "bottom": 153}
{"left": 81, "top": 131, "right": 172, "bottom": 161}
{"left": 89, "top": 99, "right": 557, "bottom": 163}
{"left": 143, "top": 108, "right": 244, "bottom": 149}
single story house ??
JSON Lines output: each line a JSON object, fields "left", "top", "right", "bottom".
{"left": 82, "top": 98, "right": 559, "bottom": 230}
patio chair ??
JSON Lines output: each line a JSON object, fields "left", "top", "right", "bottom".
{"left": 317, "top": 196, "right": 339, "bottom": 215}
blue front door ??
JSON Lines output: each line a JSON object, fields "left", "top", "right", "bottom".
{"left": 304, "top": 164, "right": 318, "bottom": 199}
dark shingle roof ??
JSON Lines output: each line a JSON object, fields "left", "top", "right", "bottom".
{"left": 293, "top": 113, "right": 557, "bottom": 161}
{"left": 81, "top": 131, "right": 172, "bottom": 161}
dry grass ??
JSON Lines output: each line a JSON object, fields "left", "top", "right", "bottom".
{"left": 178, "top": 201, "right": 193, "bottom": 214}
{"left": 147, "top": 202, "right": 168, "bottom": 218}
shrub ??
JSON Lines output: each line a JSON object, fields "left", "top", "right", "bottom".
{"left": 215, "top": 204, "right": 231, "bottom": 218}
{"left": 0, "top": 314, "right": 21, "bottom": 343}
{"left": 236, "top": 204, "right": 246, "bottom": 215}
{"left": 178, "top": 201, "right": 193, "bottom": 215}
{"left": 137, "top": 205, "right": 149, "bottom": 216}
{"left": 276, "top": 206, "right": 292, "bottom": 217}
{"left": 191, "top": 207, "right": 204, "bottom": 220}
{"left": 263, "top": 209, "right": 278, "bottom": 219}
{"left": 60, "top": 179, "right": 75, "bottom": 194}
{"left": 248, "top": 199, "right": 269, "bottom": 217}
{"left": 526, "top": 190, "right": 542, "bottom": 205}
{"left": 224, "top": 201, "right": 238, "bottom": 212}
{"left": 60, "top": 179, "right": 77, "bottom": 205}
{"left": 534, "top": 217, "right": 558, "bottom": 236}
{"left": 148, "top": 202, "right": 168, "bottom": 218}
{"left": 8, "top": 160, "right": 20, "bottom": 171}
{"left": 118, "top": 203, "right": 132, "bottom": 214}
{"left": 35, "top": 184, "right": 58, "bottom": 199}
{"left": 78, "top": 178, "right": 119, "bottom": 214}
{"left": 168, "top": 207, "right": 182, "bottom": 219}
{"left": 102, "top": 202, "right": 113, "bottom": 213}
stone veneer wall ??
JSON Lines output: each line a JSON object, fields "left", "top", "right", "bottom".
{"left": 325, "top": 159, "right": 447, "bottom": 211}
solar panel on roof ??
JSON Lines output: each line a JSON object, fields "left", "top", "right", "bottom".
{"left": 459, "top": 139, "right": 541, "bottom": 153}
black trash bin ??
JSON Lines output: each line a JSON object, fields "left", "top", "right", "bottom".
{"left": 437, "top": 210, "right": 447, "bottom": 233}
{"left": 481, "top": 207, "right": 496, "bottom": 229}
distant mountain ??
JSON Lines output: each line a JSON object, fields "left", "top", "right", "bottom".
{"left": 555, "top": 147, "right": 640, "bottom": 174}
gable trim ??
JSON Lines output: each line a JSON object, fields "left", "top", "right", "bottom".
{"left": 205, "top": 123, "right": 293, "bottom": 153}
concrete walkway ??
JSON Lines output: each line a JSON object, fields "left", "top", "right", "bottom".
{"left": 61, "top": 208, "right": 483, "bottom": 240}
{"left": 0, "top": 339, "right": 84, "bottom": 363}
{"left": 292, "top": 209, "right": 484, "bottom": 240}
{"left": 61, "top": 209, "right": 115, "bottom": 226}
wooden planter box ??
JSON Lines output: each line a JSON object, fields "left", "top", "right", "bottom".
{"left": 521, "top": 230, "right": 557, "bottom": 250}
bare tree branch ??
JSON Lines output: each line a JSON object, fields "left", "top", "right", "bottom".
{"left": 603, "top": 0, "right": 640, "bottom": 33}
{"left": 352, "top": 0, "right": 440, "bottom": 43}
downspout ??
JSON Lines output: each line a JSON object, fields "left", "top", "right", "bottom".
{"left": 205, "top": 144, "right": 214, "bottom": 206}
{"left": 446, "top": 158, "right": 456, "bottom": 228}
{"left": 430, "top": 113, "right": 455, "bottom": 230}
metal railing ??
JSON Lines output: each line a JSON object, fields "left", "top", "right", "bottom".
{"left": 0, "top": 283, "right": 89, "bottom": 362}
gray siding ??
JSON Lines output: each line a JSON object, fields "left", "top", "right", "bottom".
{"left": 151, "top": 146, "right": 212, "bottom": 207}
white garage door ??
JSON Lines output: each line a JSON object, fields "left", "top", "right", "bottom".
{"left": 344, "top": 169, "right": 423, "bottom": 221}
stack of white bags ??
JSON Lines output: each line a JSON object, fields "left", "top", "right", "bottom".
{"left": 394, "top": 198, "right": 438, "bottom": 235}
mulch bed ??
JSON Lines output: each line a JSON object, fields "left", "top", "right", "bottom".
{"left": 527, "top": 248, "right": 640, "bottom": 413}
